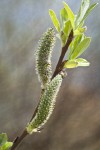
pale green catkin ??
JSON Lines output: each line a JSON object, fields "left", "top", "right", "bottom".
{"left": 35, "top": 28, "right": 55, "bottom": 88}
{"left": 26, "top": 74, "right": 62, "bottom": 134}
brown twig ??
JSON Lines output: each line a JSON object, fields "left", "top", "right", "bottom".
{"left": 11, "top": 130, "right": 28, "bottom": 150}
{"left": 10, "top": 30, "right": 73, "bottom": 150}
{"left": 52, "top": 30, "right": 73, "bottom": 79}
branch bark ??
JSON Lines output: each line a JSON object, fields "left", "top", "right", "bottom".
{"left": 11, "top": 130, "right": 28, "bottom": 150}
{"left": 52, "top": 30, "right": 73, "bottom": 79}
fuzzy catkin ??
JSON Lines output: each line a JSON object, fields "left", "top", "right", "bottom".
{"left": 35, "top": 28, "right": 55, "bottom": 88}
{"left": 26, "top": 74, "right": 62, "bottom": 134}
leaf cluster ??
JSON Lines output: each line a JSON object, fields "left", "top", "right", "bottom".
{"left": 49, "top": 0, "right": 97, "bottom": 68}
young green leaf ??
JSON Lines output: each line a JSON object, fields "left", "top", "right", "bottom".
{"left": 60, "top": 8, "right": 68, "bottom": 27}
{"left": 63, "top": 20, "right": 72, "bottom": 37}
{"left": 74, "top": 26, "right": 87, "bottom": 35}
{"left": 63, "top": 1, "right": 75, "bottom": 28}
{"left": 64, "top": 60, "right": 78, "bottom": 68}
{"left": 0, "top": 133, "right": 13, "bottom": 150}
{"left": 76, "top": 58, "right": 90, "bottom": 66}
{"left": 0, "top": 134, "right": 7, "bottom": 146}
{"left": 80, "top": 3, "right": 98, "bottom": 25}
{"left": 75, "top": 0, "right": 90, "bottom": 27}
{"left": 64, "top": 58, "right": 90, "bottom": 68}
{"left": 68, "top": 34, "right": 84, "bottom": 59}
{"left": 71, "top": 37, "right": 91, "bottom": 59}
{"left": 49, "top": 9, "right": 60, "bottom": 32}
{"left": 1, "top": 142, "right": 13, "bottom": 150}
{"left": 61, "top": 20, "right": 72, "bottom": 47}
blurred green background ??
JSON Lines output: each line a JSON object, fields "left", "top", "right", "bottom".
{"left": 0, "top": 0, "right": 100, "bottom": 150}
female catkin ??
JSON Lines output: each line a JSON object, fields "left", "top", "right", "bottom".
{"left": 35, "top": 28, "right": 55, "bottom": 88}
{"left": 26, "top": 74, "right": 62, "bottom": 134}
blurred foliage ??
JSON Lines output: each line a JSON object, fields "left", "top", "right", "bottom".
{"left": 0, "top": 0, "right": 100, "bottom": 150}
{"left": 0, "top": 133, "right": 13, "bottom": 150}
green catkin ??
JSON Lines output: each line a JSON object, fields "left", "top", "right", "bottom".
{"left": 26, "top": 74, "right": 62, "bottom": 134}
{"left": 35, "top": 28, "right": 55, "bottom": 88}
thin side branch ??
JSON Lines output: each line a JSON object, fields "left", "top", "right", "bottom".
{"left": 52, "top": 30, "right": 73, "bottom": 79}
{"left": 11, "top": 130, "right": 28, "bottom": 150}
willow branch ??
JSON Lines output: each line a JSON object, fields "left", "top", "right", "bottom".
{"left": 11, "top": 130, "right": 28, "bottom": 150}
{"left": 10, "top": 30, "right": 73, "bottom": 150}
